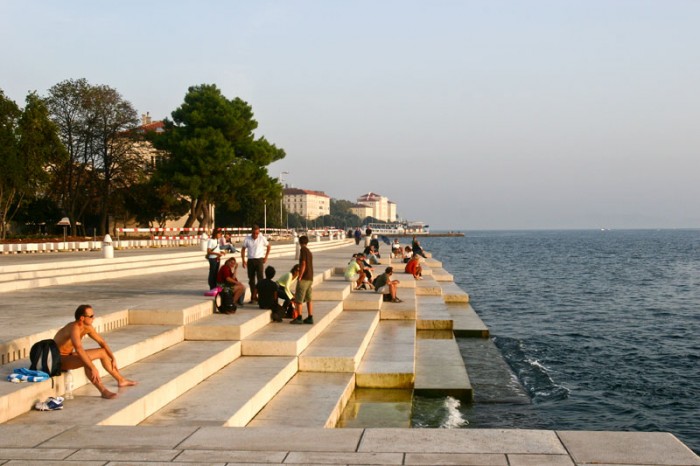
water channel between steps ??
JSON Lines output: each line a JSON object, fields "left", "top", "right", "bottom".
{"left": 337, "top": 334, "right": 528, "bottom": 428}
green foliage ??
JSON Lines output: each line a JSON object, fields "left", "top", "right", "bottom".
{"left": 152, "top": 84, "right": 285, "bottom": 228}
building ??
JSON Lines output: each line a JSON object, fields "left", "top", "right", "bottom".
{"left": 349, "top": 203, "right": 373, "bottom": 220}
{"left": 355, "top": 192, "right": 398, "bottom": 222}
{"left": 283, "top": 188, "right": 331, "bottom": 220}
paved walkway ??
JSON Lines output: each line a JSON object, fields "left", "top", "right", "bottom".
{"left": 0, "top": 245, "right": 698, "bottom": 465}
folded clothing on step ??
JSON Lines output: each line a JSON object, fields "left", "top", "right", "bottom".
{"left": 7, "top": 368, "right": 51, "bottom": 383}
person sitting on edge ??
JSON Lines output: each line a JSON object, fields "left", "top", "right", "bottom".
{"left": 405, "top": 254, "right": 423, "bottom": 280}
{"left": 219, "top": 232, "right": 237, "bottom": 253}
{"left": 359, "top": 253, "right": 375, "bottom": 289}
{"left": 277, "top": 264, "right": 300, "bottom": 318}
{"left": 344, "top": 254, "right": 366, "bottom": 290}
{"left": 54, "top": 304, "right": 137, "bottom": 399}
{"left": 403, "top": 245, "right": 413, "bottom": 263}
{"left": 364, "top": 244, "right": 380, "bottom": 265}
{"left": 373, "top": 266, "right": 402, "bottom": 303}
{"left": 217, "top": 257, "right": 246, "bottom": 312}
{"left": 257, "top": 266, "right": 283, "bottom": 322}
{"left": 411, "top": 236, "right": 427, "bottom": 258}
{"left": 391, "top": 239, "right": 403, "bottom": 259}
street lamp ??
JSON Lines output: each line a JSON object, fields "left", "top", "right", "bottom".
{"left": 279, "top": 171, "right": 289, "bottom": 230}
{"left": 57, "top": 217, "right": 70, "bottom": 249}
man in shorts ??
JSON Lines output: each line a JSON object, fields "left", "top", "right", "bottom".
{"left": 291, "top": 235, "right": 314, "bottom": 325}
{"left": 54, "top": 304, "right": 136, "bottom": 399}
{"left": 373, "top": 266, "right": 402, "bottom": 303}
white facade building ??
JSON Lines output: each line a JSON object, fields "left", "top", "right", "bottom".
{"left": 283, "top": 188, "right": 331, "bottom": 220}
{"left": 355, "top": 192, "right": 398, "bottom": 222}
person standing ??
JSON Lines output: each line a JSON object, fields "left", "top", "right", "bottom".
{"left": 354, "top": 227, "right": 362, "bottom": 245}
{"left": 207, "top": 230, "right": 225, "bottom": 291}
{"left": 241, "top": 224, "right": 271, "bottom": 303}
{"left": 291, "top": 235, "right": 314, "bottom": 325}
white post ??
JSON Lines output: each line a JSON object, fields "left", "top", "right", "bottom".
{"left": 102, "top": 234, "right": 114, "bottom": 259}
{"left": 200, "top": 233, "right": 209, "bottom": 252}
{"left": 294, "top": 235, "right": 300, "bottom": 260}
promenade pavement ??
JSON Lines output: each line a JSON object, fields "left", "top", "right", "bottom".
{"left": 0, "top": 243, "right": 698, "bottom": 465}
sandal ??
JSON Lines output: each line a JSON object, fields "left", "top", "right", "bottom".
{"left": 392, "top": 298, "right": 402, "bottom": 303}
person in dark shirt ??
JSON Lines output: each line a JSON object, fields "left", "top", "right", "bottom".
{"left": 291, "top": 235, "right": 314, "bottom": 325}
{"left": 257, "top": 266, "right": 283, "bottom": 322}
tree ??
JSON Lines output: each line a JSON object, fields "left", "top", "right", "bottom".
{"left": 0, "top": 90, "right": 65, "bottom": 239}
{"left": 152, "top": 84, "right": 285, "bottom": 229}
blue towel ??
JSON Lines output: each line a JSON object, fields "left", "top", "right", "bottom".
{"left": 7, "top": 367, "right": 50, "bottom": 383}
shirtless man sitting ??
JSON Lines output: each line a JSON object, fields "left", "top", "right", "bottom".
{"left": 53, "top": 304, "right": 136, "bottom": 399}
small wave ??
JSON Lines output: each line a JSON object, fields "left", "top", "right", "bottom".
{"left": 441, "top": 396, "right": 468, "bottom": 429}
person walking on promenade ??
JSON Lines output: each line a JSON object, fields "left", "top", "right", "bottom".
{"left": 54, "top": 305, "right": 136, "bottom": 399}
{"left": 373, "top": 266, "right": 402, "bottom": 303}
{"left": 207, "top": 229, "right": 226, "bottom": 291}
{"left": 291, "top": 235, "right": 314, "bottom": 325}
{"left": 216, "top": 257, "right": 246, "bottom": 313}
{"left": 241, "top": 224, "right": 271, "bottom": 303}
{"left": 354, "top": 227, "right": 362, "bottom": 245}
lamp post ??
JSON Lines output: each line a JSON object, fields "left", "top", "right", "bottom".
{"left": 57, "top": 217, "right": 70, "bottom": 250}
{"left": 279, "top": 171, "right": 288, "bottom": 230}
{"left": 264, "top": 200, "right": 267, "bottom": 235}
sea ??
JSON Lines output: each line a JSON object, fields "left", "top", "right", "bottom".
{"left": 412, "top": 229, "right": 699, "bottom": 454}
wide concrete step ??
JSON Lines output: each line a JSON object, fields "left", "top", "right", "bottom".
{"left": 299, "top": 311, "right": 380, "bottom": 372}
{"left": 313, "top": 280, "right": 351, "bottom": 301}
{"left": 415, "top": 276, "right": 442, "bottom": 296}
{"left": 141, "top": 356, "right": 297, "bottom": 427}
{"left": 431, "top": 267, "right": 454, "bottom": 282}
{"left": 8, "top": 340, "right": 240, "bottom": 426}
{"left": 356, "top": 320, "right": 416, "bottom": 389}
{"left": 380, "top": 292, "right": 417, "bottom": 320}
{"left": 448, "top": 303, "right": 490, "bottom": 338}
{"left": 185, "top": 307, "right": 273, "bottom": 341}
{"left": 0, "top": 324, "right": 184, "bottom": 424}
{"left": 0, "top": 256, "right": 207, "bottom": 293}
{"left": 343, "top": 290, "right": 382, "bottom": 311}
{"left": 129, "top": 299, "right": 214, "bottom": 326}
{"left": 440, "top": 282, "right": 471, "bottom": 303}
{"left": 415, "top": 330, "right": 472, "bottom": 400}
{"left": 242, "top": 301, "right": 343, "bottom": 356}
{"left": 415, "top": 296, "right": 454, "bottom": 330}
{"left": 247, "top": 372, "right": 355, "bottom": 428}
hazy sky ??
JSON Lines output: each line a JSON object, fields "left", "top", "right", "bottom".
{"left": 2, "top": 0, "right": 699, "bottom": 230}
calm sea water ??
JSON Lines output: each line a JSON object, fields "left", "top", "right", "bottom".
{"left": 415, "top": 230, "right": 700, "bottom": 454}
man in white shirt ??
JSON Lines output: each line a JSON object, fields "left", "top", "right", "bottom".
{"left": 207, "top": 229, "right": 225, "bottom": 290}
{"left": 241, "top": 224, "right": 271, "bottom": 303}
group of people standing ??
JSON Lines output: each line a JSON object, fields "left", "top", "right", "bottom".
{"left": 206, "top": 225, "right": 314, "bottom": 324}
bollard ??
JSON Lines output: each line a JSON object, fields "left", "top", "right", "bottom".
{"left": 102, "top": 234, "right": 114, "bottom": 259}
{"left": 365, "top": 235, "right": 371, "bottom": 247}
{"left": 294, "top": 236, "right": 300, "bottom": 260}
{"left": 200, "top": 233, "right": 209, "bottom": 252}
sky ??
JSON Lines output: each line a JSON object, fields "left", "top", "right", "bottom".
{"left": 2, "top": 0, "right": 699, "bottom": 230}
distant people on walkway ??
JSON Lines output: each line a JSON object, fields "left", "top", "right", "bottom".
{"left": 354, "top": 227, "right": 362, "bottom": 245}
{"left": 54, "top": 304, "right": 137, "bottom": 399}
{"left": 216, "top": 257, "right": 246, "bottom": 312}
{"left": 291, "top": 235, "right": 314, "bottom": 325}
{"left": 345, "top": 254, "right": 366, "bottom": 290}
{"left": 411, "top": 236, "right": 427, "bottom": 258}
{"left": 277, "top": 264, "right": 300, "bottom": 318}
{"left": 370, "top": 236, "right": 380, "bottom": 254}
{"left": 405, "top": 254, "right": 423, "bottom": 280}
{"left": 241, "top": 224, "right": 271, "bottom": 303}
{"left": 257, "top": 266, "right": 283, "bottom": 322}
{"left": 219, "top": 232, "right": 237, "bottom": 253}
{"left": 403, "top": 246, "right": 413, "bottom": 263}
{"left": 207, "top": 229, "right": 226, "bottom": 290}
{"left": 373, "top": 267, "right": 402, "bottom": 303}
{"left": 365, "top": 226, "right": 372, "bottom": 238}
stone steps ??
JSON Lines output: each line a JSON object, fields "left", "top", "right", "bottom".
{"left": 299, "top": 311, "right": 380, "bottom": 372}
{"left": 241, "top": 301, "right": 344, "bottom": 356}
{"left": 184, "top": 307, "right": 273, "bottom": 341}
{"left": 356, "top": 320, "right": 416, "bottom": 389}
{"left": 247, "top": 372, "right": 355, "bottom": 428}
{"left": 380, "top": 292, "right": 417, "bottom": 320}
{"left": 0, "top": 323, "right": 183, "bottom": 424}
{"left": 8, "top": 340, "right": 240, "bottom": 426}
{"left": 415, "top": 330, "right": 473, "bottom": 400}
{"left": 141, "top": 356, "right": 298, "bottom": 427}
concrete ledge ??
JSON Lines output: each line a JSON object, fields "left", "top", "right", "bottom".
{"left": 344, "top": 291, "right": 383, "bottom": 311}
{"left": 449, "top": 304, "right": 490, "bottom": 338}
{"left": 184, "top": 308, "right": 272, "bottom": 341}
{"left": 415, "top": 331, "right": 472, "bottom": 400}
{"left": 415, "top": 296, "right": 454, "bottom": 330}
{"left": 299, "top": 311, "right": 380, "bottom": 372}
{"left": 415, "top": 276, "right": 442, "bottom": 296}
{"left": 441, "top": 282, "right": 470, "bottom": 303}
{"left": 356, "top": 321, "right": 415, "bottom": 389}
{"left": 380, "top": 293, "right": 417, "bottom": 320}
{"left": 313, "top": 280, "right": 351, "bottom": 301}
{"left": 247, "top": 372, "right": 355, "bottom": 428}
{"left": 431, "top": 267, "right": 454, "bottom": 282}
{"left": 141, "top": 356, "right": 298, "bottom": 427}
{"left": 129, "top": 300, "right": 213, "bottom": 326}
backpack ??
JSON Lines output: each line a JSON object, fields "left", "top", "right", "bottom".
{"left": 216, "top": 286, "right": 237, "bottom": 313}
{"left": 29, "top": 339, "right": 62, "bottom": 376}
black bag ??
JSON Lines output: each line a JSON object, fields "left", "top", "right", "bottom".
{"left": 216, "top": 286, "right": 237, "bottom": 313}
{"left": 270, "top": 302, "right": 284, "bottom": 322}
{"left": 29, "top": 339, "right": 62, "bottom": 376}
